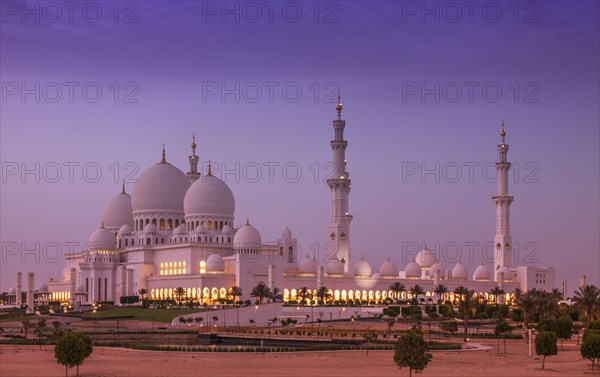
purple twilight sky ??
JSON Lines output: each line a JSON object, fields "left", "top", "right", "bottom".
{"left": 1, "top": 1, "right": 598, "bottom": 293}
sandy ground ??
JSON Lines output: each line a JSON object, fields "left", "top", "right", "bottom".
{"left": 0, "top": 341, "right": 591, "bottom": 377}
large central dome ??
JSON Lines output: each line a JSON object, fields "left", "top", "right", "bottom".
{"left": 184, "top": 175, "right": 235, "bottom": 218}
{"left": 132, "top": 162, "right": 190, "bottom": 213}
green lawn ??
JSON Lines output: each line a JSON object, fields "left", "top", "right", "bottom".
{"left": 80, "top": 307, "right": 201, "bottom": 323}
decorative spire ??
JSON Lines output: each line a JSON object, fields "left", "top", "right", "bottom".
{"left": 500, "top": 120, "right": 506, "bottom": 144}
{"left": 121, "top": 181, "right": 126, "bottom": 194}
{"left": 207, "top": 160, "right": 213, "bottom": 176}
{"left": 161, "top": 143, "right": 166, "bottom": 163}
{"left": 336, "top": 94, "right": 342, "bottom": 118}
{"left": 191, "top": 133, "right": 197, "bottom": 156}
{"left": 101, "top": 221, "right": 105, "bottom": 229}
{"left": 246, "top": 217, "right": 250, "bottom": 225}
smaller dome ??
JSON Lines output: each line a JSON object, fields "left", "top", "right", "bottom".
{"left": 206, "top": 254, "right": 225, "bottom": 272}
{"left": 371, "top": 272, "right": 381, "bottom": 280}
{"left": 233, "top": 221, "right": 262, "bottom": 249}
{"left": 282, "top": 227, "right": 292, "bottom": 238}
{"left": 8, "top": 287, "right": 16, "bottom": 295}
{"left": 101, "top": 191, "right": 133, "bottom": 229}
{"left": 193, "top": 225, "right": 208, "bottom": 235}
{"left": 37, "top": 283, "right": 48, "bottom": 292}
{"left": 76, "top": 284, "right": 86, "bottom": 293}
{"left": 429, "top": 261, "right": 446, "bottom": 277}
{"left": 497, "top": 266, "right": 511, "bottom": 281}
{"left": 379, "top": 258, "right": 399, "bottom": 277}
{"left": 222, "top": 225, "right": 233, "bottom": 234}
{"left": 405, "top": 260, "right": 422, "bottom": 278}
{"left": 473, "top": 263, "right": 490, "bottom": 281}
{"left": 143, "top": 223, "right": 157, "bottom": 234}
{"left": 118, "top": 224, "right": 132, "bottom": 235}
{"left": 416, "top": 246, "right": 436, "bottom": 268}
{"left": 452, "top": 261, "right": 468, "bottom": 280}
{"left": 89, "top": 227, "right": 116, "bottom": 250}
{"left": 326, "top": 258, "right": 345, "bottom": 276}
{"left": 173, "top": 224, "right": 187, "bottom": 236}
{"left": 354, "top": 257, "right": 372, "bottom": 277}
{"left": 297, "top": 255, "right": 317, "bottom": 274}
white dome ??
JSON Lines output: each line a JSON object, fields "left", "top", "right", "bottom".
{"left": 118, "top": 224, "right": 132, "bottom": 235}
{"left": 354, "top": 257, "right": 372, "bottom": 277}
{"left": 297, "top": 255, "right": 317, "bottom": 274}
{"left": 101, "top": 191, "right": 133, "bottom": 229}
{"left": 233, "top": 222, "right": 262, "bottom": 249}
{"left": 89, "top": 227, "right": 116, "bottom": 250}
{"left": 76, "top": 284, "right": 86, "bottom": 293}
{"left": 132, "top": 162, "right": 190, "bottom": 214}
{"left": 429, "top": 261, "right": 446, "bottom": 277}
{"left": 8, "top": 287, "right": 16, "bottom": 295}
{"left": 143, "top": 223, "right": 157, "bottom": 234}
{"left": 206, "top": 254, "right": 225, "bottom": 272}
{"left": 379, "top": 258, "right": 399, "bottom": 277}
{"left": 222, "top": 225, "right": 233, "bottom": 234}
{"left": 173, "top": 224, "right": 187, "bottom": 235}
{"left": 371, "top": 272, "right": 381, "bottom": 280}
{"left": 416, "top": 246, "right": 436, "bottom": 268}
{"left": 405, "top": 261, "right": 422, "bottom": 278}
{"left": 326, "top": 258, "right": 345, "bottom": 275}
{"left": 184, "top": 175, "right": 235, "bottom": 218}
{"left": 473, "top": 263, "right": 490, "bottom": 281}
{"left": 452, "top": 261, "right": 468, "bottom": 280}
{"left": 282, "top": 227, "right": 292, "bottom": 238}
{"left": 193, "top": 225, "right": 208, "bottom": 235}
{"left": 37, "top": 283, "right": 48, "bottom": 292}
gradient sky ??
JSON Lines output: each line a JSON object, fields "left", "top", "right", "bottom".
{"left": 1, "top": 1, "right": 598, "bottom": 293}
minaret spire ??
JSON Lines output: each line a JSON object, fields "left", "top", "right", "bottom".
{"left": 492, "top": 120, "right": 514, "bottom": 281}
{"left": 327, "top": 94, "right": 352, "bottom": 273}
{"left": 187, "top": 133, "right": 200, "bottom": 183}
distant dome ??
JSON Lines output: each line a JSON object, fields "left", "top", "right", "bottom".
{"left": 143, "top": 223, "right": 157, "bottom": 234}
{"left": 233, "top": 222, "right": 262, "bottom": 249}
{"left": 282, "top": 227, "right": 292, "bottom": 238}
{"left": 452, "top": 261, "right": 468, "bottom": 280}
{"left": 429, "top": 261, "right": 446, "bottom": 277}
{"left": 118, "top": 224, "right": 132, "bottom": 235}
{"left": 37, "top": 283, "right": 48, "bottom": 292}
{"left": 193, "top": 225, "right": 208, "bottom": 235}
{"left": 89, "top": 227, "right": 116, "bottom": 250}
{"left": 354, "top": 257, "right": 372, "bottom": 277}
{"left": 405, "top": 261, "right": 422, "bottom": 278}
{"left": 101, "top": 191, "right": 133, "bottom": 229}
{"left": 379, "top": 258, "right": 398, "bottom": 278}
{"left": 416, "top": 246, "right": 436, "bottom": 269}
{"left": 473, "top": 263, "right": 490, "bottom": 281}
{"left": 132, "top": 162, "right": 190, "bottom": 214}
{"left": 206, "top": 254, "right": 225, "bottom": 272}
{"left": 371, "top": 272, "right": 381, "bottom": 280}
{"left": 76, "top": 284, "right": 86, "bottom": 294}
{"left": 222, "top": 225, "right": 233, "bottom": 234}
{"left": 173, "top": 224, "right": 187, "bottom": 236}
{"left": 184, "top": 175, "right": 235, "bottom": 218}
{"left": 497, "top": 266, "right": 511, "bottom": 281}
{"left": 8, "top": 287, "right": 15, "bottom": 295}
{"left": 326, "top": 258, "right": 345, "bottom": 276}
{"left": 297, "top": 255, "right": 317, "bottom": 274}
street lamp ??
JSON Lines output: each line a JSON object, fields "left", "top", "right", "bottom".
{"left": 254, "top": 305, "right": 258, "bottom": 326}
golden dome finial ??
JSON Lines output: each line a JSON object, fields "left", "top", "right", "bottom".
{"left": 336, "top": 94, "right": 342, "bottom": 117}
{"left": 246, "top": 217, "right": 250, "bottom": 226}
{"left": 161, "top": 143, "right": 166, "bottom": 163}
{"left": 121, "top": 180, "right": 126, "bottom": 194}
{"left": 191, "top": 133, "right": 197, "bottom": 154}
{"left": 207, "top": 160, "right": 213, "bottom": 176}
{"left": 500, "top": 120, "right": 506, "bottom": 137}
{"left": 101, "top": 221, "right": 105, "bottom": 229}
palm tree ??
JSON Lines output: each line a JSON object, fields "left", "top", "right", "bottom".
{"left": 228, "top": 286, "right": 243, "bottom": 304}
{"left": 490, "top": 286, "right": 505, "bottom": 305}
{"left": 434, "top": 284, "right": 448, "bottom": 304}
{"left": 409, "top": 285, "right": 425, "bottom": 302}
{"left": 551, "top": 288, "right": 563, "bottom": 301}
{"left": 174, "top": 287, "right": 186, "bottom": 303}
{"left": 453, "top": 287, "right": 476, "bottom": 342}
{"left": 297, "top": 287, "right": 313, "bottom": 305}
{"left": 535, "top": 290, "right": 560, "bottom": 320}
{"left": 512, "top": 287, "right": 523, "bottom": 306}
{"left": 250, "top": 281, "right": 271, "bottom": 305}
{"left": 389, "top": 282, "right": 406, "bottom": 301}
{"left": 316, "top": 286, "right": 333, "bottom": 305}
{"left": 138, "top": 288, "right": 148, "bottom": 301}
{"left": 520, "top": 290, "right": 538, "bottom": 333}
{"left": 270, "top": 287, "right": 284, "bottom": 303}
{"left": 573, "top": 285, "right": 600, "bottom": 326}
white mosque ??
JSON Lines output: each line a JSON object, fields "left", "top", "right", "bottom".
{"left": 7, "top": 99, "right": 556, "bottom": 309}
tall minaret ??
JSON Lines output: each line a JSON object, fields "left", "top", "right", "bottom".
{"left": 493, "top": 121, "right": 514, "bottom": 281}
{"left": 187, "top": 133, "right": 200, "bottom": 183}
{"left": 327, "top": 96, "right": 353, "bottom": 273}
